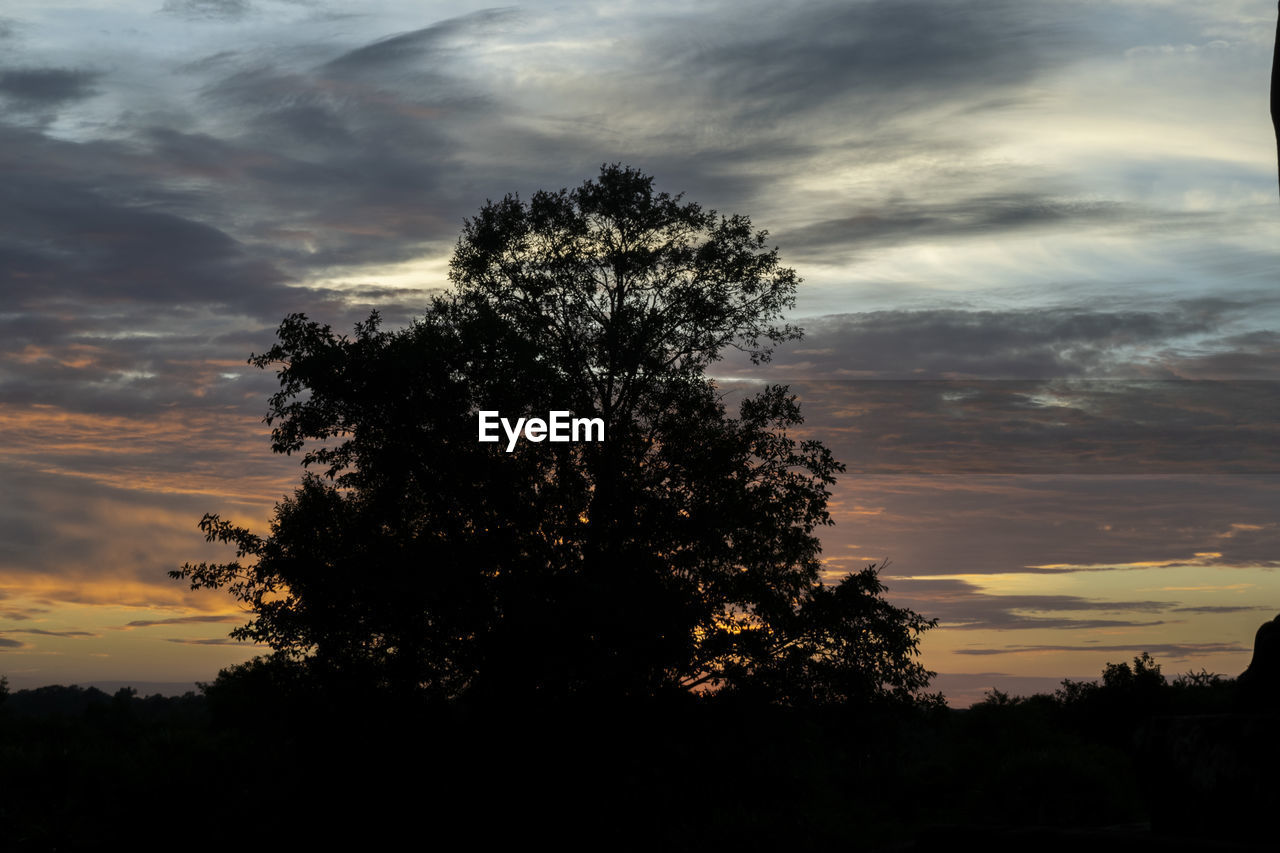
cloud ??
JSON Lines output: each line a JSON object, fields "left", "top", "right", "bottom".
{"left": 815, "top": 474, "right": 1280, "bottom": 580}
{"left": 1154, "top": 330, "right": 1280, "bottom": 380}
{"left": 0, "top": 123, "right": 389, "bottom": 424}
{"left": 653, "top": 0, "right": 1072, "bottom": 125}
{"left": 1026, "top": 552, "right": 1277, "bottom": 572}
{"left": 160, "top": 0, "right": 253, "bottom": 21}
{"left": 736, "top": 302, "right": 1254, "bottom": 381}
{"left": 0, "top": 2, "right": 1264, "bottom": 443}
{"left": 323, "top": 8, "right": 520, "bottom": 75}
{"left": 763, "top": 378, "right": 1280, "bottom": 476}
{"left": 0, "top": 68, "right": 101, "bottom": 106}
{"left": 0, "top": 594, "right": 49, "bottom": 622}
{"left": 0, "top": 608, "right": 45, "bottom": 621}
{"left": 1173, "top": 605, "right": 1274, "bottom": 614}
{"left": 0, "top": 80, "right": 449, "bottom": 428}
{"left": 781, "top": 196, "right": 1131, "bottom": 263}
{"left": 166, "top": 637, "right": 262, "bottom": 645}
{"left": 0, "top": 637, "right": 27, "bottom": 650}
{"left": 0, "top": 463, "right": 290, "bottom": 608}
{"left": 1, "top": 169, "right": 288, "bottom": 309}
{"left": 887, "top": 576, "right": 1171, "bottom": 631}
{"left": 4, "top": 628, "right": 97, "bottom": 638}
{"left": 717, "top": 308, "right": 1280, "bottom": 478}
{"left": 954, "top": 642, "right": 1248, "bottom": 658}
{"left": 123, "top": 614, "right": 242, "bottom": 629}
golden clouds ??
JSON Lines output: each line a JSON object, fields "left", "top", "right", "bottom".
{"left": 0, "top": 403, "right": 295, "bottom": 502}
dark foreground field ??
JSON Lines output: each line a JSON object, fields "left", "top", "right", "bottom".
{"left": 0, "top": 670, "right": 1273, "bottom": 851}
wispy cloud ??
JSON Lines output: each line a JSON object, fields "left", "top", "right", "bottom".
{"left": 160, "top": 1, "right": 253, "bottom": 22}
{"left": 166, "top": 637, "right": 263, "bottom": 646}
{"left": 954, "top": 642, "right": 1248, "bottom": 658}
{"left": 1173, "top": 605, "right": 1273, "bottom": 614}
{"left": 888, "top": 576, "right": 1171, "bottom": 632}
{"left": 123, "top": 614, "right": 242, "bottom": 629}
{"left": 2, "top": 628, "right": 97, "bottom": 638}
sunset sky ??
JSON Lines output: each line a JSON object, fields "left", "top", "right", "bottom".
{"left": 1, "top": 0, "right": 1277, "bottom": 706}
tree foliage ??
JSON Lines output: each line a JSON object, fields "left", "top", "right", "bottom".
{"left": 174, "top": 164, "right": 938, "bottom": 706}
{"left": 1101, "top": 651, "right": 1165, "bottom": 692}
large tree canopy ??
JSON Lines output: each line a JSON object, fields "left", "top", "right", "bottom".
{"left": 175, "top": 164, "right": 938, "bottom": 707}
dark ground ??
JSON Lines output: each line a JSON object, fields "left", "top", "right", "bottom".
{"left": 1, "top": 667, "right": 1274, "bottom": 851}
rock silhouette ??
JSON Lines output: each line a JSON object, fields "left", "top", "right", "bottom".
{"left": 1237, "top": 612, "right": 1280, "bottom": 708}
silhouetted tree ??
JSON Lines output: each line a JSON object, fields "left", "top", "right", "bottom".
{"left": 1102, "top": 651, "right": 1165, "bottom": 692}
{"left": 174, "top": 164, "right": 938, "bottom": 707}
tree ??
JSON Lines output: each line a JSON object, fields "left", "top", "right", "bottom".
{"left": 174, "top": 164, "right": 938, "bottom": 706}
{"left": 1101, "top": 651, "right": 1165, "bottom": 692}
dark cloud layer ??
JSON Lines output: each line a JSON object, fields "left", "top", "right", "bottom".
{"left": 167, "top": 637, "right": 260, "bottom": 645}
{"left": 124, "top": 614, "right": 242, "bottom": 629}
{"left": 1174, "top": 605, "right": 1274, "bottom": 614}
{"left": 1, "top": 172, "right": 286, "bottom": 308}
{"left": 5, "top": 628, "right": 97, "bottom": 638}
{"left": 740, "top": 302, "right": 1268, "bottom": 380}
{"left": 741, "top": 378, "right": 1280, "bottom": 475}
{"left": 890, "top": 577, "right": 1170, "bottom": 632}
{"left": 657, "top": 0, "right": 1069, "bottom": 124}
{"left": 708, "top": 301, "right": 1280, "bottom": 476}
{"left": 0, "top": 462, "right": 294, "bottom": 600}
{"left": 954, "top": 642, "right": 1248, "bottom": 659}
{"left": 0, "top": 68, "right": 101, "bottom": 106}
{"left": 819, "top": 474, "right": 1280, "bottom": 579}
{"left": 1, "top": 2, "right": 1271, "bottom": 429}
{"left": 782, "top": 197, "right": 1137, "bottom": 263}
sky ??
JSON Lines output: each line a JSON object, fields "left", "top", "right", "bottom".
{"left": 1, "top": 0, "right": 1277, "bottom": 706}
